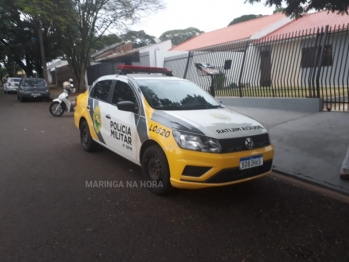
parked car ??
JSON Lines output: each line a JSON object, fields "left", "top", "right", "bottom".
{"left": 17, "top": 78, "right": 50, "bottom": 102}
{"left": 74, "top": 65, "right": 274, "bottom": 195}
{"left": 3, "top": 77, "right": 22, "bottom": 93}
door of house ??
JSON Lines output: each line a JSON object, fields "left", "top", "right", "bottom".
{"left": 260, "top": 47, "right": 272, "bottom": 87}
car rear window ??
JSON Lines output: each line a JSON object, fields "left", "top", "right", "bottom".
{"left": 24, "top": 79, "right": 46, "bottom": 86}
{"left": 11, "top": 79, "right": 21, "bottom": 82}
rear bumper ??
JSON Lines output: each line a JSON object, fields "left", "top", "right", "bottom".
{"left": 19, "top": 91, "right": 50, "bottom": 98}
{"left": 6, "top": 87, "right": 18, "bottom": 92}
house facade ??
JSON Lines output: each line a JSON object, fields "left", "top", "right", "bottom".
{"left": 163, "top": 11, "right": 349, "bottom": 111}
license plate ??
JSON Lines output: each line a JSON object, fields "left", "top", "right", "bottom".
{"left": 240, "top": 155, "right": 263, "bottom": 170}
{"left": 31, "top": 93, "right": 41, "bottom": 97}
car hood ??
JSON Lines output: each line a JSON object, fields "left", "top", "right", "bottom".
{"left": 151, "top": 107, "right": 268, "bottom": 139}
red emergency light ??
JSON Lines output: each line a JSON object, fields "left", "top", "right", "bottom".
{"left": 117, "top": 65, "right": 173, "bottom": 76}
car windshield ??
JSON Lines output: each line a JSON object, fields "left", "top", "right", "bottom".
{"left": 24, "top": 79, "right": 45, "bottom": 86}
{"left": 137, "top": 79, "right": 222, "bottom": 110}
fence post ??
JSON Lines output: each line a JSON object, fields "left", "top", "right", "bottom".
{"left": 183, "top": 51, "right": 193, "bottom": 79}
{"left": 316, "top": 25, "right": 329, "bottom": 98}
{"left": 238, "top": 41, "right": 249, "bottom": 97}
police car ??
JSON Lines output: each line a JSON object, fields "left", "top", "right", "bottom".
{"left": 74, "top": 65, "right": 274, "bottom": 194}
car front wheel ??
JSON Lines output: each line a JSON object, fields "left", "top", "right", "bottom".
{"left": 141, "top": 145, "right": 173, "bottom": 195}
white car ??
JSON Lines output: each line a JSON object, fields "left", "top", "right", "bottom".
{"left": 4, "top": 77, "right": 22, "bottom": 93}
{"left": 74, "top": 65, "right": 274, "bottom": 195}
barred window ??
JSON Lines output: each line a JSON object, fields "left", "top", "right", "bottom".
{"left": 301, "top": 45, "right": 333, "bottom": 68}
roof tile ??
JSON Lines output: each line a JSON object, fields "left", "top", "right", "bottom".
{"left": 171, "top": 13, "right": 286, "bottom": 51}
{"left": 262, "top": 11, "right": 349, "bottom": 40}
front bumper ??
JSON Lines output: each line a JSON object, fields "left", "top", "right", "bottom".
{"left": 167, "top": 145, "right": 274, "bottom": 189}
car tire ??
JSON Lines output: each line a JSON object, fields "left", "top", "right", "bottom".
{"left": 19, "top": 95, "right": 25, "bottom": 102}
{"left": 80, "top": 121, "right": 98, "bottom": 152}
{"left": 141, "top": 145, "right": 173, "bottom": 195}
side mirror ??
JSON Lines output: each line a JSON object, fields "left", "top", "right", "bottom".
{"left": 117, "top": 101, "right": 138, "bottom": 113}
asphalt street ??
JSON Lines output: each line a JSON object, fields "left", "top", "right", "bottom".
{"left": 0, "top": 90, "right": 349, "bottom": 262}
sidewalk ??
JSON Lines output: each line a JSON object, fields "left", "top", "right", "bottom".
{"left": 227, "top": 105, "right": 349, "bottom": 195}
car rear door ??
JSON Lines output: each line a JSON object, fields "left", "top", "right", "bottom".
{"left": 87, "top": 79, "right": 114, "bottom": 146}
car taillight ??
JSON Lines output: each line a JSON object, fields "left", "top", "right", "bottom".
{"left": 8, "top": 83, "right": 11, "bottom": 86}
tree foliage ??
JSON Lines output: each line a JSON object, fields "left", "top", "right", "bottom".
{"left": 273, "top": 7, "right": 285, "bottom": 13}
{"left": 120, "top": 30, "right": 156, "bottom": 48}
{"left": 0, "top": 0, "right": 66, "bottom": 78}
{"left": 91, "top": 34, "right": 122, "bottom": 51}
{"left": 58, "top": 0, "right": 165, "bottom": 90}
{"left": 244, "top": 0, "right": 349, "bottom": 18}
{"left": 159, "top": 27, "right": 204, "bottom": 46}
{"left": 228, "top": 14, "right": 263, "bottom": 26}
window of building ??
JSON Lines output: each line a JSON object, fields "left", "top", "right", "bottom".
{"left": 301, "top": 45, "right": 333, "bottom": 68}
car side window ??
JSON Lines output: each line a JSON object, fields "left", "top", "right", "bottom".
{"left": 112, "top": 81, "right": 137, "bottom": 105}
{"left": 91, "top": 80, "right": 112, "bottom": 102}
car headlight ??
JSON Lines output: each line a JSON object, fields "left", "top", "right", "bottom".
{"left": 173, "top": 131, "right": 221, "bottom": 153}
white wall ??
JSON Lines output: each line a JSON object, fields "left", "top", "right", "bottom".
{"left": 136, "top": 40, "right": 172, "bottom": 67}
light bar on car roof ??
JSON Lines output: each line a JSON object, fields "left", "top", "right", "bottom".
{"left": 117, "top": 65, "right": 173, "bottom": 76}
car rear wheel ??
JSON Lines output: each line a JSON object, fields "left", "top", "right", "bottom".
{"left": 19, "top": 95, "right": 25, "bottom": 102}
{"left": 141, "top": 145, "right": 173, "bottom": 195}
{"left": 80, "top": 121, "right": 97, "bottom": 152}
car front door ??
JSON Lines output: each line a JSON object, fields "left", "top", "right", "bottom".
{"left": 88, "top": 79, "right": 114, "bottom": 146}
{"left": 107, "top": 80, "right": 141, "bottom": 163}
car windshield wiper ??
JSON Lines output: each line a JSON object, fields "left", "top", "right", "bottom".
{"left": 186, "top": 104, "right": 222, "bottom": 109}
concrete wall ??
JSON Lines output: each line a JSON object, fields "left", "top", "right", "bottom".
{"left": 218, "top": 97, "right": 323, "bottom": 112}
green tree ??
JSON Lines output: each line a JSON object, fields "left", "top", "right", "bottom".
{"left": 120, "top": 30, "right": 156, "bottom": 48}
{"left": 228, "top": 14, "right": 263, "bottom": 26}
{"left": 159, "top": 27, "right": 204, "bottom": 46}
{"left": 60, "top": 0, "right": 165, "bottom": 91}
{"left": 273, "top": 7, "right": 285, "bottom": 13}
{"left": 0, "top": 0, "right": 66, "bottom": 78}
{"left": 245, "top": 0, "right": 349, "bottom": 18}
{"left": 91, "top": 34, "right": 122, "bottom": 51}
{"left": 15, "top": 0, "right": 68, "bottom": 82}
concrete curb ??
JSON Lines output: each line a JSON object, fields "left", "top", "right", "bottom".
{"left": 272, "top": 167, "right": 349, "bottom": 197}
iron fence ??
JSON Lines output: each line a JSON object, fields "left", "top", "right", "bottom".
{"left": 164, "top": 24, "right": 349, "bottom": 111}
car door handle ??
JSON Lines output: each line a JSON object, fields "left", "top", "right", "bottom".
{"left": 106, "top": 114, "right": 111, "bottom": 119}
{"left": 87, "top": 105, "right": 90, "bottom": 110}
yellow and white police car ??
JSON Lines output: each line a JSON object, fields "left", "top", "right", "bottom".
{"left": 74, "top": 65, "right": 274, "bottom": 194}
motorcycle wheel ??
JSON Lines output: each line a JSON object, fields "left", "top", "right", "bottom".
{"left": 49, "top": 102, "right": 64, "bottom": 117}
